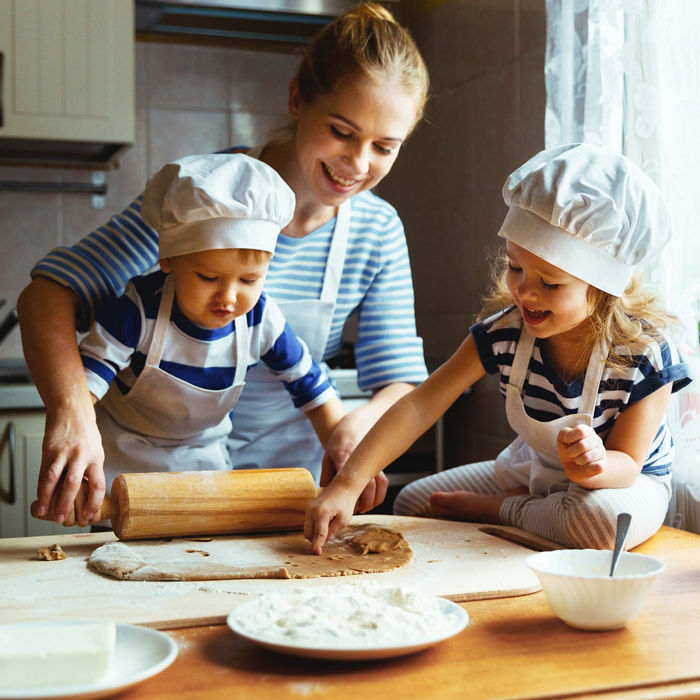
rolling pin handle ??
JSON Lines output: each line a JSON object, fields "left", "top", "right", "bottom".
{"left": 99, "top": 497, "right": 115, "bottom": 522}
{"left": 30, "top": 496, "right": 116, "bottom": 527}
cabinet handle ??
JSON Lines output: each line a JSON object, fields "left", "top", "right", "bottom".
{"left": 0, "top": 421, "right": 16, "bottom": 505}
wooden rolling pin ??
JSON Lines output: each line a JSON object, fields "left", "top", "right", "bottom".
{"left": 31, "top": 468, "right": 318, "bottom": 540}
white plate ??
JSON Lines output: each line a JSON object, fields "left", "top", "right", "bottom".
{"left": 227, "top": 595, "right": 469, "bottom": 661}
{"left": 0, "top": 622, "right": 177, "bottom": 700}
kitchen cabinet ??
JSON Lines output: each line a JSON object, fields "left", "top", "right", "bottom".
{"left": 0, "top": 410, "right": 88, "bottom": 538}
{"left": 0, "top": 0, "right": 134, "bottom": 158}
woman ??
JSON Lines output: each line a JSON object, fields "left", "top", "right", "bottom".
{"left": 19, "top": 3, "right": 430, "bottom": 526}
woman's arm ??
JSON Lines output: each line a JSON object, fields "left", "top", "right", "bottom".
{"left": 19, "top": 196, "right": 158, "bottom": 524}
{"left": 557, "top": 384, "right": 673, "bottom": 488}
{"left": 17, "top": 278, "right": 106, "bottom": 524}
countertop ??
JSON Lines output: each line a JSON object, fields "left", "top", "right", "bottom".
{"left": 0, "top": 366, "right": 366, "bottom": 411}
{"left": 0, "top": 358, "right": 43, "bottom": 410}
{"left": 87, "top": 526, "right": 700, "bottom": 699}
{"left": 0, "top": 382, "right": 43, "bottom": 410}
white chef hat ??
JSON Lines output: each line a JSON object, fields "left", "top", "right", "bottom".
{"left": 497, "top": 143, "right": 671, "bottom": 296}
{"left": 142, "top": 153, "right": 295, "bottom": 259}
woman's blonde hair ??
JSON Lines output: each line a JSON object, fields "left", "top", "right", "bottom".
{"left": 479, "top": 251, "right": 679, "bottom": 379}
{"left": 296, "top": 2, "right": 429, "bottom": 126}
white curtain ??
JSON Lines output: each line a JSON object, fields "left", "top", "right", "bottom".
{"left": 544, "top": 0, "right": 700, "bottom": 531}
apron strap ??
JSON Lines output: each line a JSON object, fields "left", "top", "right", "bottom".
{"left": 145, "top": 274, "right": 175, "bottom": 369}
{"left": 320, "top": 199, "right": 350, "bottom": 304}
{"left": 233, "top": 314, "right": 249, "bottom": 386}
{"left": 508, "top": 327, "right": 536, "bottom": 392}
{"left": 578, "top": 341, "right": 608, "bottom": 416}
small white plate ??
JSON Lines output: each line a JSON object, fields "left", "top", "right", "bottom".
{"left": 0, "top": 622, "right": 177, "bottom": 700}
{"left": 227, "top": 595, "right": 469, "bottom": 661}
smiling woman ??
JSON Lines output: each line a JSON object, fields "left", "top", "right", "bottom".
{"left": 17, "top": 2, "right": 431, "bottom": 529}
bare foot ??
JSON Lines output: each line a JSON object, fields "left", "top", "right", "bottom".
{"left": 429, "top": 488, "right": 528, "bottom": 523}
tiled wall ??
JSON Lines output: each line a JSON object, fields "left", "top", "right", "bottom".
{"left": 0, "top": 37, "right": 300, "bottom": 360}
{"left": 377, "top": 0, "right": 547, "bottom": 466}
{"left": 0, "top": 0, "right": 546, "bottom": 467}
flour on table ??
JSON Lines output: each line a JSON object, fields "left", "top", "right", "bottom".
{"left": 87, "top": 523, "right": 412, "bottom": 582}
{"left": 229, "top": 583, "right": 459, "bottom": 647}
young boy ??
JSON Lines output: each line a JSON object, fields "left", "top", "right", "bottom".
{"left": 79, "top": 153, "right": 345, "bottom": 495}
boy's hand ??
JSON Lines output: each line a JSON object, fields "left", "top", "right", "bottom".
{"left": 304, "top": 483, "right": 357, "bottom": 555}
{"left": 557, "top": 424, "right": 606, "bottom": 483}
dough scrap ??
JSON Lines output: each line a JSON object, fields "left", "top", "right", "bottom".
{"left": 87, "top": 523, "right": 412, "bottom": 582}
{"left": 37, "top": 544, "right": 66, "bottom": 561}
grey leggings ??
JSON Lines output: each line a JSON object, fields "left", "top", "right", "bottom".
{"left": 393, "top": 460, "right": 672, "bottom": 549}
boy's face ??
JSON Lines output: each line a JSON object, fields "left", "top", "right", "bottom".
{"left": 160, "top": 248, "right": 270, "bottom": 329}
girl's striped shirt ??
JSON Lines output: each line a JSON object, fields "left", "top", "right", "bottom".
{"left": 471, "top": 306, "right": 692, "bottom": 476}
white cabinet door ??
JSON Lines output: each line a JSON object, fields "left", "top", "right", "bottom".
{"left": 0, "top": 412, "right": 89, "bottom": 537}
{"left": 0, "top": 0, "right": 134, "bottom": 143}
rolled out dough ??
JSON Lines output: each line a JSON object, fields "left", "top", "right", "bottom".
{"left": 87, "top": 523, "right": 412, "bottom": 581}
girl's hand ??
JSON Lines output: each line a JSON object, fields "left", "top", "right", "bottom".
{"left": 557, "top": 424, "right": 606, "bottom": 483}
{"left": 304, "top": 481, "right": 359, "bottom": 555}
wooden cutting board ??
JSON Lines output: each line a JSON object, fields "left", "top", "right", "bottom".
{"left": 0, "top": 515, "right": 541, "bottom": 629}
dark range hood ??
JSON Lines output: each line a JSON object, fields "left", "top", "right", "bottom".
{"left": 135, "top": 0, "right": 354, "bottom": 47}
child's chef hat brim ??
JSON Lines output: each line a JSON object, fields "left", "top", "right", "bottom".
{"left": 497, "top": 143, "right": 671, "bottom": 297}
{"left": 142, "top": 153, "right": 295, "bottom": 259}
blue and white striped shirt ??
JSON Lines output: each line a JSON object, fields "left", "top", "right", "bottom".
{"left": 33, "top": 184, "right": 427, "bottom": 392}
{"left": 471, "top": 306, "right": 692, "bottom": 476}
{"left": 79, "top": 271, "right": 336, "bottom": 412}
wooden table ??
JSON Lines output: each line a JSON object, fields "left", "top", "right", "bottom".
{"left": 108, "top": 526, "right": 700, "bottom": 700}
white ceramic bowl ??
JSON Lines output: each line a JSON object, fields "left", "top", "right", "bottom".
{"left": 526, "top": 549, "right": 665, "bottom": 630}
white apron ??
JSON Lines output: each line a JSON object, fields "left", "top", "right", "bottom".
{"left": 494, "top": 328, "right": 607, "bottom": 496}
{"left": 227, "top": 200, "right": 350, "bottom": 482}
{"left": 97, "top": 274, "right": 249, "bottom": 487}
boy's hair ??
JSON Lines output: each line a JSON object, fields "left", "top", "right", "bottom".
{"left": 234, "top": 249, "right": 272, "bottom": 264}
{"left": 296, "top": 2, "right": 429, "bottom": 127}
{"left": 479, "top": 252, "right": 679, "bottom": 378}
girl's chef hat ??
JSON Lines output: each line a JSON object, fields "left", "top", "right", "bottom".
{"left": 142, "top": 153, "right": 295, "bottom": 259}
{"left": 497, "top": 143, "right": 671, "bottom": 296}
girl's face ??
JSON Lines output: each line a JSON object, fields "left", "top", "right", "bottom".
{"left": 289, "top": 75, "right": 420, "bottom": 207}
{"left": 505, "top": 241, "right": 592, "bottom": 341}
{"left": 160, "top": 249, "right": 269, "bottom": 329}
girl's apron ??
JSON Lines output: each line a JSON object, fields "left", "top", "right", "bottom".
{"left": 494, "top": 328, "right": 607, "bottom": 496}
{"left": 97, "top": 274, "right": 249, "bottom": 488}
{"left": 227, "top": 200, "right": 350, "bottom": 482}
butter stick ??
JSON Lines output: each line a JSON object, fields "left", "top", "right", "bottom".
{"left": 0, "top": 621, "right": 116, "bottom": 689}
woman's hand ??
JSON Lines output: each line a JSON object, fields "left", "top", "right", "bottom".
{"left": 320, "top": 405, "right": 389, "bottom": 512}
{"left": 304, "top": 478, "right": 360, "bottom": 554}
{"left": 557, "top": 424, "right": 606, "bottom": 483}
{"left": 37, "top": 402, "right": 106, "bottom": 525}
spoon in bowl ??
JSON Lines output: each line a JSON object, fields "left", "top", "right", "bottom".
{"left": 609, "top": 512, "right": 632, "bottom": 576}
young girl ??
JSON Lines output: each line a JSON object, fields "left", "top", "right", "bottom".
{"left": 305, "top": 143, "right": 692, "bottom": 553}
{"left": 20, "top": 3, "right": 430, "bottom": 525}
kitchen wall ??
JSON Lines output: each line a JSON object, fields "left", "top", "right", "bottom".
{"left": 0, "top": 0, "right": 546, "bottom": 467}
{"left": 377, "top": 0, "right": 547, "bottom": 466}
{"left": 0, "top": 36, "right": 300, "bottom": 360}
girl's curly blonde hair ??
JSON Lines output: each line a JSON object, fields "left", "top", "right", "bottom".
{"left": 479, "top": 251, "right": 679, "bottom": 379}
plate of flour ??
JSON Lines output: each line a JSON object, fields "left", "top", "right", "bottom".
{"left": 226, "top": 582, "right": 469, "bottom": 660}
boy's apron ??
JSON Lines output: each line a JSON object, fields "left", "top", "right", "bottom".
{"left": 227, "top": 200, "right": 350, "bottom": 482}
{"left": 494, "top": 328, "right": 607, "bottom": 496}
{"left": 97, "top": 274, "right": 249, "bottom": 488}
